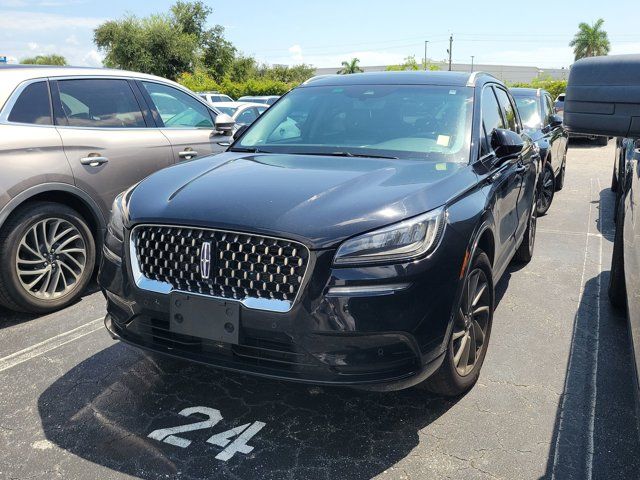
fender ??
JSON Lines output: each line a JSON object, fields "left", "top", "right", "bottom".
{"left": 0, "top": 182, "right": 106, "bottom": 236}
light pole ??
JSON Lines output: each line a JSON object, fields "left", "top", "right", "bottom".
{"left": 471, "top": 56, "right": 474, "bottom": 72}
{"left": 424, "top": 40, "right": 429, "bottom": 70}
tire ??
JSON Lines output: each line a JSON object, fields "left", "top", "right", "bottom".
{"left": 515, "top": 198, "right": 537, "bottom": 264}
{"left": 0, "top": 201, "right": 96, "bottom": 314}
{"left": 609, "top": 196, "right": 626, "bottom": 310}
{"left": 555, "top": 151, "right": 567, "bottom": 191}
{"left": 598, "top": 136, "right": 609, "bottom": 146}
{"left": 536, "top": 162, "right": 555, "bottom": 216}
{"left": 423, "top": 251, "right": 494, "bottom": 397}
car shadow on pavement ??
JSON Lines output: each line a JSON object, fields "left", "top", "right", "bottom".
{"left": 0, "top": 281, "right": 101, "bottom": 330}
{"left": 568, "top": 138, "right": 610, "bottom": 149}
{"left": 37, "top": 343, "right": 461, "bottom": 479}
{"left": 539, "top": 272, "right": 640, "bottom": 479}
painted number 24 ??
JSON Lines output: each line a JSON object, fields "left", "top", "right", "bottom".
{"left": 148, "top": 406, "right": 265, "bottom": 461}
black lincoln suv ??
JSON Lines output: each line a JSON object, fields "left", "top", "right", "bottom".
{"left": 99, "top": 71, "right": 539, "bottom": 396}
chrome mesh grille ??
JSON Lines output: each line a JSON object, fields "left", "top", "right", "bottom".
{"left": 132, "top": 225, "right": 309, "bottom": 303}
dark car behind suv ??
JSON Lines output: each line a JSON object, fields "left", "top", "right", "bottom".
{"left": 99, "top": 71, "right": 539, "bottom": 395}
{"left": 511, "top": 88, "right": 568, "bottom": 215}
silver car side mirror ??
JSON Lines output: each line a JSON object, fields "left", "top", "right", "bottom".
{"left": 214, "top": 113, "right": 235, "bottom": 134}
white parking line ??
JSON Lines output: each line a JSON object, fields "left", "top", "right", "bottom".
{"left": 0, "top": 318, "right": 104, "bottom": 373}
{"left": 586, "top": 177, "right": 603, "bottom": 479}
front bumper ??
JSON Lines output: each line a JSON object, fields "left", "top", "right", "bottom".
{"left": 98, "top": 224, "right": 467, "bottom": 390}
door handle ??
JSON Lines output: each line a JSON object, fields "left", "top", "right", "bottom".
{"left": 178, "top": 150, "right": 198, "bottom": 159}
{"left": 80, "top": 156, "right": 109, "bottom": 167}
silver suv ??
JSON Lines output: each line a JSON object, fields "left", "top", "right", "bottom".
{"left": 0, "top": 65, "right": 235, "bottom": 313}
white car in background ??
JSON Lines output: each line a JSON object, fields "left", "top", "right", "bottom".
{"left": 210, "top": 101, "right": 268, "bottom": 127}
{"left": 237, "top": 95, "right": 280, "bottom": 105}
{"left": 199, "top": 91, "right": 234, "bottom": 103}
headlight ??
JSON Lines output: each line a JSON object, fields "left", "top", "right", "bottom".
{"left": 334, "top": 207, "right": 445, "bottom": 265}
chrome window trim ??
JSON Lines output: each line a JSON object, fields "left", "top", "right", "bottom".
{"left": 128, "top": 223, "right": 312, "bottom": 313}
{"left": 0, "top": 74, "right": 220, "bottom": 131}
{"left": 0, "top": 77, "right": 56, "bottom": 127}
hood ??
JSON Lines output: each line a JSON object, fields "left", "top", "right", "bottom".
{"left": 127, "top": 152, "right": 476, "bottom": 249}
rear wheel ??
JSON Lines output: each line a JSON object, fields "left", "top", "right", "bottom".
{"left": 555, "top": 150, "right": 567, "bottom": 191}
{"left": 0, "top": 202, "right": 95, "bottom": 314}
{"left": 536, "top": 162, "right": 555, "bottom": 216}
{"left": 515, "top": 198, "right": 537, "bottom": 264}
{"left": 609, "top": 196, "right": 626, "bottom": 310}
{"left": 423, "top": 251, "right": 494, "bottom": 397}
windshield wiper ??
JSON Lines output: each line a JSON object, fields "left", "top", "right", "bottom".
{"left": 229, "top": 146, "right": 270, "bottom": 153}
{"left": 299, "top": 151, "right": 399, "bottom": 160}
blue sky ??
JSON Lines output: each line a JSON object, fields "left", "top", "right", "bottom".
{"left": 1, "top": 0, "right": 639, "bottom": 69}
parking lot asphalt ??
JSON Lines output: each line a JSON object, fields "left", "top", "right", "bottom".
{"left": 1, "top": 140, "right": 639, "bottom": 480}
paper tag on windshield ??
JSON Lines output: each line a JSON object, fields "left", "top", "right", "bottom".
{"left": 437, "top": 135, "right": 450, "bottom": 147}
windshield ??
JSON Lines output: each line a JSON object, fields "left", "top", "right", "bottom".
{"left": 216, "top": 106, "right": 239, "bottom": 116}
{"left": 236, "top": 84, "right": 473, "bottom": 162}
{"left": 514, "top": 96, "right": 541, "bottom": 129}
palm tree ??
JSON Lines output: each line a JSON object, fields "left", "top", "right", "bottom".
{"left": 337, "top": 58, "right": 363, "bottom": 74}
{"left": 569, "top": 19, "right": 611, "bottom": 61}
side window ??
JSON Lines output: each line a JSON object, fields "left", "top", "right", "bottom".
{"left": 56, "top": 79, "right": 146, "bottom": 128}
{"left": 236, "top": 108, "right": 258, "bottom": 125}
{"left": 494, "top": 87, "right": 518, "bottom": 132}
{"left": 142, "top": 82, "right": 213, "bottom": 128}
{"left": 8, "top": 81, "right": 52, "bottom": 125}
{"left": 481, "top": 87, "right": 505, "bottom": 155}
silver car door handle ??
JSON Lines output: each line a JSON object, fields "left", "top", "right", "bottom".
{"left": 79, "top": 156, "right": 109, "bottom": 167}
{"left": 178, "top": 150, "right": 198, "bottom": 159}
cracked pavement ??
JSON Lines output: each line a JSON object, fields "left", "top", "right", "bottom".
{"left": 0, "top": 140, "right": 639, "bottom": 479}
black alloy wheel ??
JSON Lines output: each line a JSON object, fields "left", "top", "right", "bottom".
{"left": 423, "top": 251, "right": 494, "bottom": 397}
{"left": 536, "top": 162, "right": 555, "bottom": 216}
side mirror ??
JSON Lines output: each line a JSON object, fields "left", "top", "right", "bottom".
{"left": 549, "top": 114, "right": 563, "bottom": 128}
{"left": 214, "top": 113, "right": 235, "bottom": 134}
{"left": 564, "top": 55, "right": 640, "bottom": 137}
{"left": 233, "top": 124, "right": 250, "bottom": 141}
{"left": 490, "top": 128, "right": 524, "bottom": 158}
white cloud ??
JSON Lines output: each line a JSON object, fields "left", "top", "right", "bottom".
{"left": 27, "top": 42, "right": 38, "bottom": 51}
{"left": 0, "top": 11, "right": 104, "bottom": 31}
{"left": 81, "top": 49, "right": 103, "bottom": 67}
{"left": 65, "top": 34, "right": 79, "bottom": 46}
{"left": 288, "top": 44, "right": 303, "bottom": 62}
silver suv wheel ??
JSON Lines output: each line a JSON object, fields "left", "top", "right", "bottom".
{"left": 16, "top": 218, "right": 87, "bottom": 299}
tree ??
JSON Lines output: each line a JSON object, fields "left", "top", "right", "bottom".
{"left": 21, "top": 54, "right": 67, "bottom": 66}
{"left": 386, "top": 55, "right": 420, "bottom": 71}
{"left": 94, "top": 1, "right": 235, "bottom": 81}
{"left": 569, "top": 19, "right": 610, "bottom": 61}
{"left": 202, "top": 24, "right": 237, "bottom": 82}
{"left": 337, "top": 58, "right": 363, "bottom": 74}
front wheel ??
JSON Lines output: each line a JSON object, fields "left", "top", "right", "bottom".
{"left": 423, "top": 251, "right": 494, "bottom": 397}
{"left": 0, "top": 202, "right": 96, "bottom": 314}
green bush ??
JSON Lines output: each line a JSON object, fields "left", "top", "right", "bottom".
{"left": 177, "top": 69, "right": 296, "bottom": 98}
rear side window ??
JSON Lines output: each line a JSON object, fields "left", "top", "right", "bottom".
{"left": 142, "top": 82, "right": 213, "bottom": 128}
{"left": 56, "top": 79, "right": 146, "bottom": 128}
{"left": 494, "top": 88, "right": 518, "bottom": 132}
{"left": 8, "top": 81, "right": 52, "bottom": 125}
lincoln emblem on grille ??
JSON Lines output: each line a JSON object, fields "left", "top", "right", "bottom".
{"left": 200, "top": 241, "right": 212, "bottom": 280}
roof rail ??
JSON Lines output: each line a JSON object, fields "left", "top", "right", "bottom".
{"left": 466, "top": 71, "right": 498, "bottom": 87}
